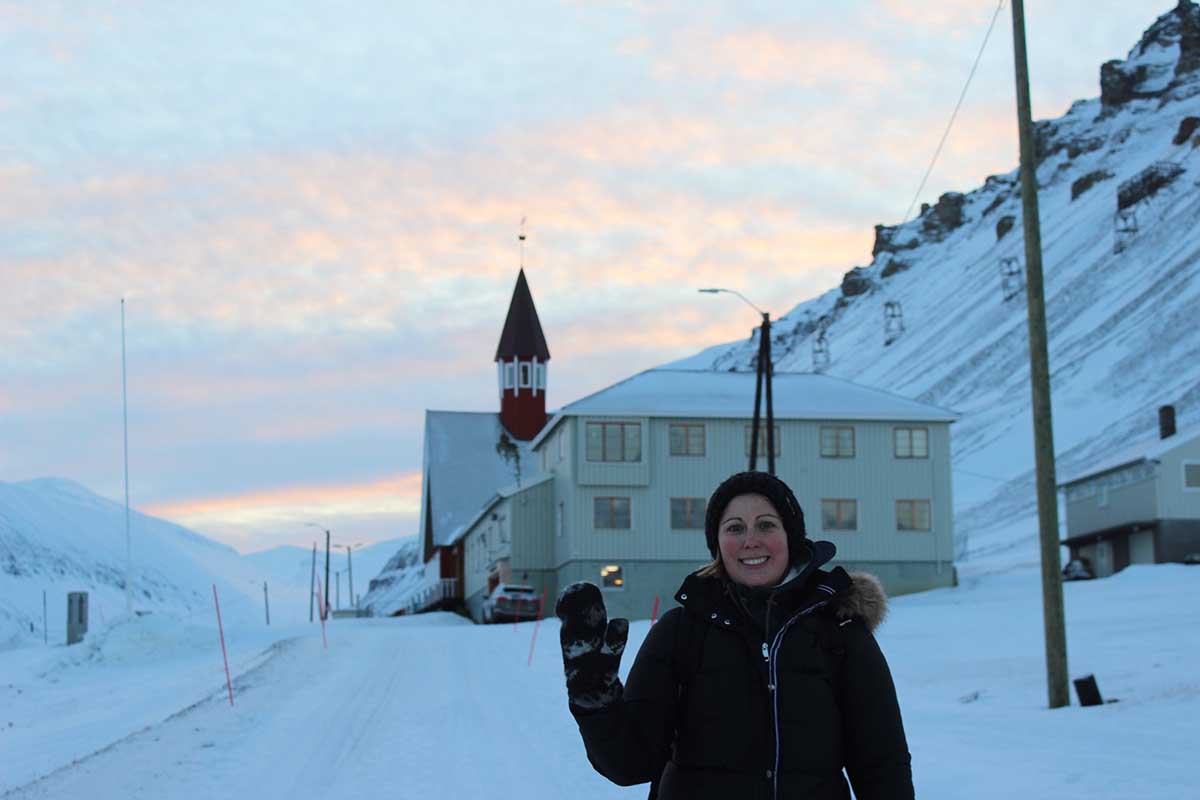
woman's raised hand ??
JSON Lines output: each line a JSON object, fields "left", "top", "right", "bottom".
{"left": 555, "top": 581, "right": 629, "bottom": 712}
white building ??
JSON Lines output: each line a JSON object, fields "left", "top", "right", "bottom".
{"left": 1059, "top": 406, "right": 1200, "bottom": 577}
{"left": 460, "top": 367, "right": 958, "bottom": 622}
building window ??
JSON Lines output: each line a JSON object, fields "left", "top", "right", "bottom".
{"left": 669, "top": 423, "right": 706, "bottom": 456}
{"left": 820, "top": 426, "right": 855, "bottom": 458}
{"left": 1185, "top": 463, "right": 1200, "bottom": 490}
{"left": 600, "top": 564, "right": 624, "bottom": 589}
{"left": 744, "top": 425, "right": 782, "bottom": 457}
{"left": 504, "top": 363, "right": 515, "bottom": 389}
{"left": 821, "top": 499, "right": 857, "bottom": 531}
{"left": 536, "top": 363, "right": 546, "bottom": 389}
{"left": 894, "top": 427, "right": 929, "bottom": 459}
{"left": 586, "top": 422, "right": 641, "bottom": 462}
{"left": 519, "top": 362, "right": 532, "bottom": 388}
{"left": 670, "top": 498, "right": 706, "bottom": 529}
{"left": 594, "top": 497, "right": 631, "bottom": 529}
{"left": 556, "top": 502, "right": 565, "bottom": 537}
{"left": 896, "top": 499, "right": 931, "bottom": 531}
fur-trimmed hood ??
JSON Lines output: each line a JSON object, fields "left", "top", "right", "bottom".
{"left": 831, "top": 570, "right": 888, "bottom": 632}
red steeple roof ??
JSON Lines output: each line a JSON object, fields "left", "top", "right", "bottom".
{"left": 494, "top": 269, "right": 550, "bottom": 362}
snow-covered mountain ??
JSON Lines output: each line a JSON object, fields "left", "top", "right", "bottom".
{"left": 0, "top": 478, "right": 314, "bottom": 648}
{"left": 359, "top": 536, "right": 425, "bottom": 615}
{"left": 672, "top": 2, "right": 1200, "bottom": 564}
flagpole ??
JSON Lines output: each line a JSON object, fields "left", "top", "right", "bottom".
{"left": 122, "top": 298, "right": 133, "bottom": 616}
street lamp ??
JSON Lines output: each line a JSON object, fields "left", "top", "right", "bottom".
{"left": 303, "top": 522, "right": 331, "bottom": 620}
{"left": 699, "top": 288, "right": 775, "bottom": 475}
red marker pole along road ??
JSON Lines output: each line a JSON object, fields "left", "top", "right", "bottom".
{"left": 650, "top": 595, "right": 660, "bottom": 626}
{"left": 212, "top": 585, "right": 234, "bottom": 706}
{"left": 315, "top": 578, "right": 328, "bottom": 650}
{"left": 527, "top": 587, "right": 548, "bottom": 667}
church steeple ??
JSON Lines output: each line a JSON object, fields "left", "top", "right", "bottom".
{"left": 495, "top": 269, "right": 550, "bottom": 440}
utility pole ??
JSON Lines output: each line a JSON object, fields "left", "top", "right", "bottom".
{"left": 749, "top": 313, "right": 776, "bottom": 475}
{"left": 346, "top": 545, "right": 355, "bottom": 610}
{"left": 121, "top": 299, "right": 133, "bottom": 616}
{"left": 324, "top": 529, "right": 331, "bottom": 620}
{"left": 700, "top": 289, "right": 775, "bottom": 475}
{"left": 335, "top": 570, "right": 341, "bottom": 610}
{"left": 1011, "top": 0, "right": 1069, "bottom": 709}
{"left": 309, "top": 543, "right": 317, "bottom": 622}
{"left": 263, "top": 581, "right": 270, "bottom": 625}
{"left": 763, "top": 314, "right": 775, "bottom": 476}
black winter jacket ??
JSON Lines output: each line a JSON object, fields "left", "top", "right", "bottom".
{"left": 571, "top": 547, "right": 914, "bottom": 800}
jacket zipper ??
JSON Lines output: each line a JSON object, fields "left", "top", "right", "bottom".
{"left": 765, "top": 598, "right": 833, "bottom": 800}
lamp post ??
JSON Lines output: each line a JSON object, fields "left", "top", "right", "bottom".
{"left": 304, "top": 522, "right": 331, "bottom": 619}
{"left": 698, "top": 288, "right": 775, "bottom": 475}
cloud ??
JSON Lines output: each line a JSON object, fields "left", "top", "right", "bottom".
{"left": 142, "top": 471, "right": 423, "bottom": 552}
{"left": 655, "top": 27, "right": 900, "bottom": 92}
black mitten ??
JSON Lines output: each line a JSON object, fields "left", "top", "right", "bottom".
{"left": 555, "top": 581, "right": 629, "bottom": 712}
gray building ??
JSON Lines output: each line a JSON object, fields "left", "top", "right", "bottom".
{"left": 1059, "top": 406, "right": 1200, "bottom": 577}
{"left": 460, "top": 367, "right": 958, "bottom": 622}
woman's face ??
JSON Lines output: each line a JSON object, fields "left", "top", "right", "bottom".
{"left": 718, "top": 493, "right": 789, "bottom": 587}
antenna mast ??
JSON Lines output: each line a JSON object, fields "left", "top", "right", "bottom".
{"left": 519, "top": 216, "right": 527, "bottom": 268}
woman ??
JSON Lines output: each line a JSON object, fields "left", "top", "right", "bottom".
{"left": 555, "top": 471, "right": 913, "bottom": 800}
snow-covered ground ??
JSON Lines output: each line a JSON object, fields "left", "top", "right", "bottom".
{"left": 2, "top": 562, "right": 1196, "bottom": 799}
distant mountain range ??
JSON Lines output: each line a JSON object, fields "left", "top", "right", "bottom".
{"left": 0, "top": 476, "right": 410, "bottom": 648}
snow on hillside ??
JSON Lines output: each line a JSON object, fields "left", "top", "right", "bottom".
{"left": 1, "top": 562, "right": 1197, "bottom": 798}
{"left": 358, "top": 536, "right": 425, "bottom": 615}
{"left": 670, "top": 1, "right": 1200, "bottom": 566}
{"left": 0, "top": 479, "right": 313, "bottom": 648}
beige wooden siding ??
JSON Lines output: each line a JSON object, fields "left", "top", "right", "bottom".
{"left": 511, "top": 479, "right": 556, "bottom": 572}
{"left": 1065, "top": 472, "right": 1157, "bottom": 537}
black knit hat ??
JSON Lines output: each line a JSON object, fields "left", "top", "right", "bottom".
{"left": 704, "top": 471, "right": 807, "bottom": 563}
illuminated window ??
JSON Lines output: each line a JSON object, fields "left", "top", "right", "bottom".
{"left": 600, "top": 564, "right": 624, "bottom": 589}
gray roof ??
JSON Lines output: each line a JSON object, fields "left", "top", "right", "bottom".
{"left": 1059, "top": 422, "right": 1200, "bottom": 486}
{"left": 531, "top": 368, "right": 957, "bottom": 449}
{"left": 420, "top": 411, "right": 539, "bottom": 551}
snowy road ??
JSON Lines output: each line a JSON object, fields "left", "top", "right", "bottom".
{"left": 4, "top": 565, "right": 1199, "bottom": 799}
{"left": 4, "top": 614, "right": 625, "bottom": 800}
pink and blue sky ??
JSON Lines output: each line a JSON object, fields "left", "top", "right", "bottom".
{"left": 1, "top": 1, "right": 1157, "bottom": 552}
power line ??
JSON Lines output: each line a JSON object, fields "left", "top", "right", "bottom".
{"left": 901, "top": 0, "right": 1007, "bottom": 224}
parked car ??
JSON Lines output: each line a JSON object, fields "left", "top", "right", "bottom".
{"left": 1183, "top": 552, "right": 1200, "bottom": 565}
{"left": 1062, "top": 558, "right": 1095, "bottom": 581}
{"left": 482, "top": 583, "right": 541, "bottom": 623}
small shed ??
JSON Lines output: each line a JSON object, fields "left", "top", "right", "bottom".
{"left": 1059, "top": 406, "right": 1200, "bottom": 577}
